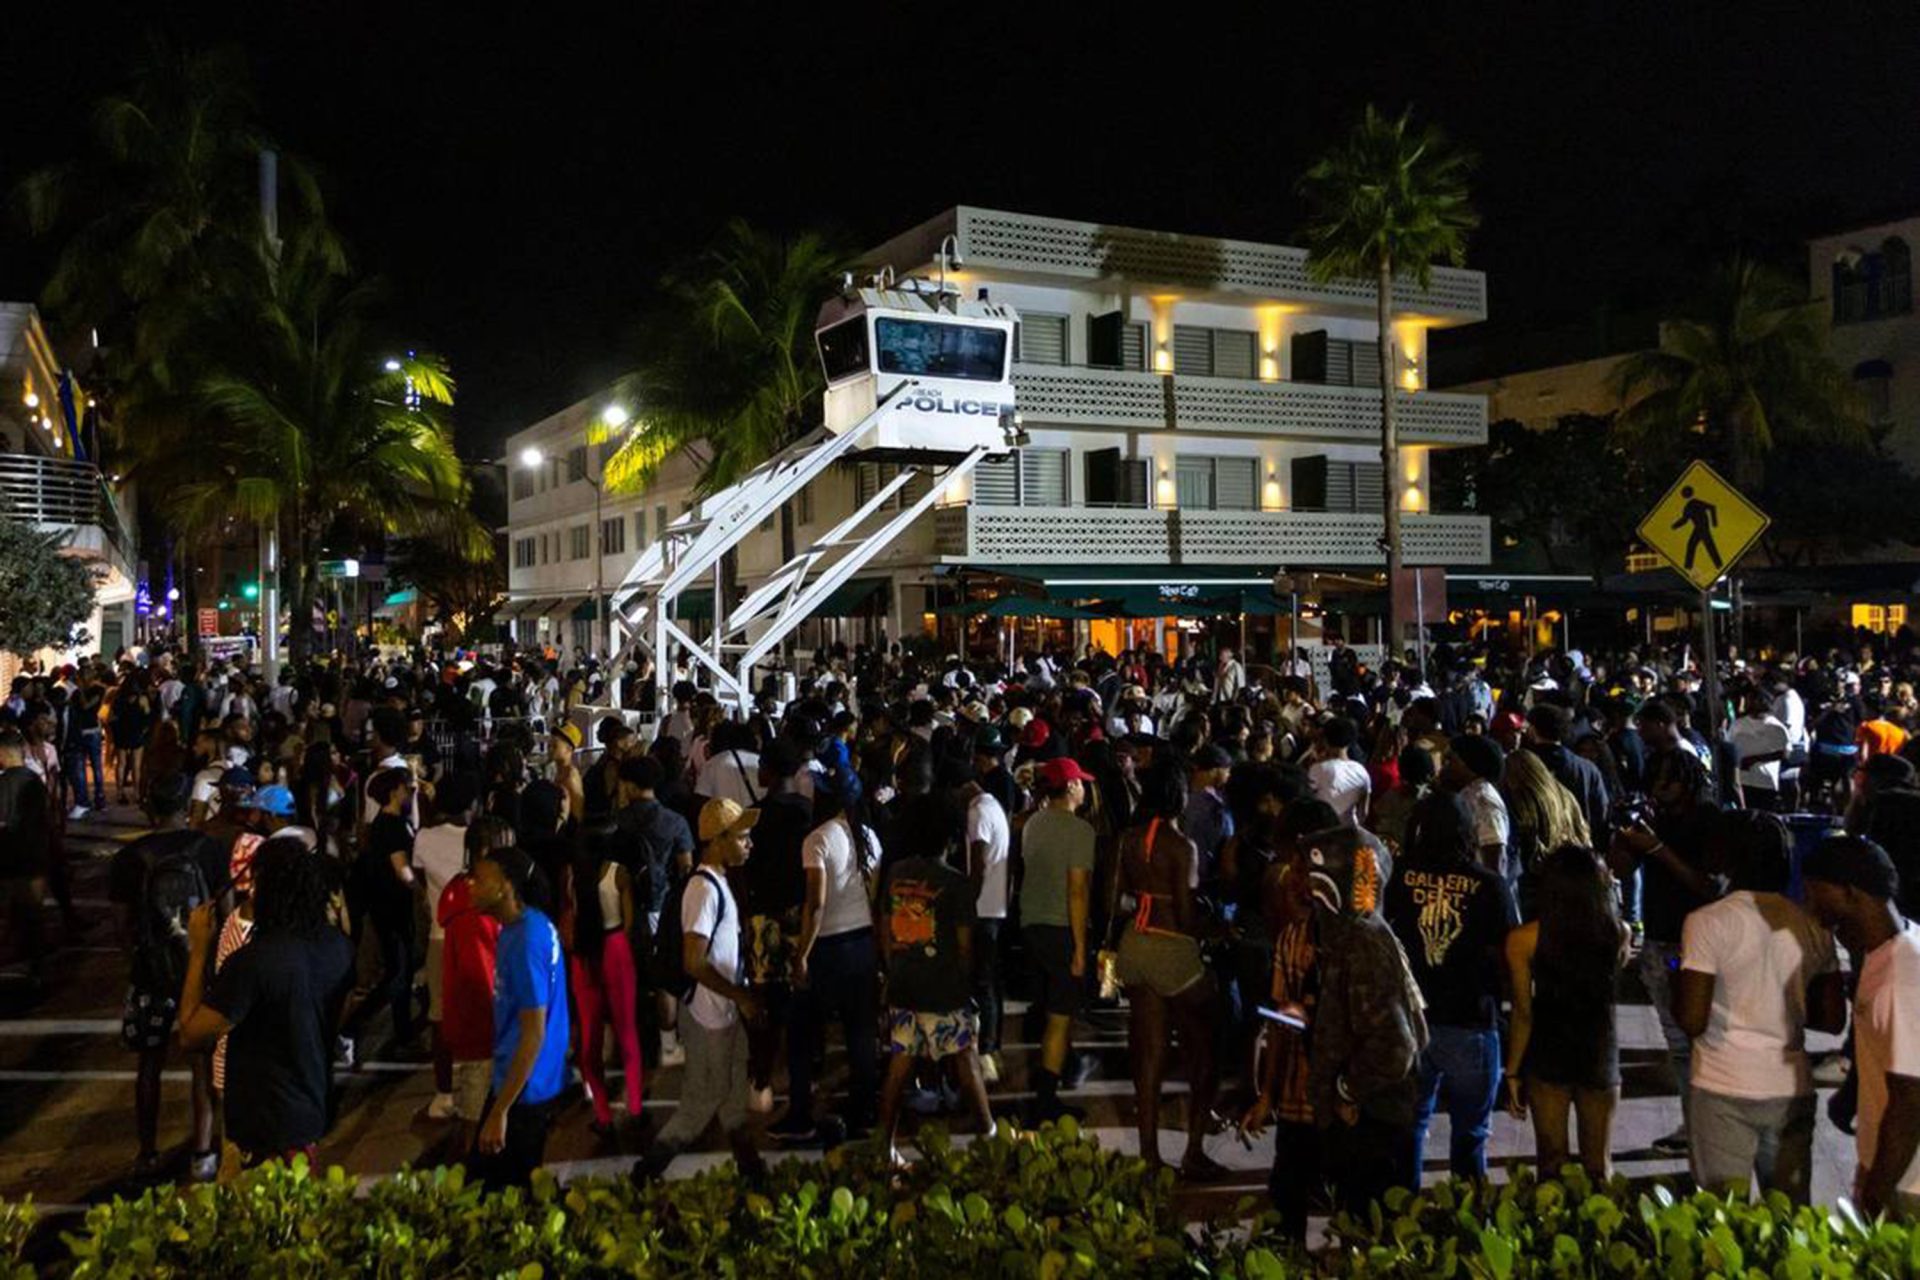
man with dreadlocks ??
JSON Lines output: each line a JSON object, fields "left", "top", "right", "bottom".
{"left": 179, "top": 835, "right": 354, "bottom": 1171}
{"left": 1303, "top": 822, "right": 1428, "bottom": 1216}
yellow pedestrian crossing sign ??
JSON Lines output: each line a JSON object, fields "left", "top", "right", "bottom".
{"left": 1636, "top": 460, "right": 1769, "bottom": 590}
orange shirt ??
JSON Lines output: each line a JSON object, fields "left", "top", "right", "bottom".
{"left": 1857, "top": 719, "right": 1910, "bottom": 761}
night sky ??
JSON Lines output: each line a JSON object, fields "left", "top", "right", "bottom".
{"left": 6, "top": 3, "right": 1919, "bottom": 456}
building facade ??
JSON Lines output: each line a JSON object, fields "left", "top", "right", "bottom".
{"left": 501, "top": 207, "right": 1491, "bottom": 659}
{"left": 1807, "top": 214, "right": 1920, "bottom": 473}
{"left": 0, "top": 303, "right": 137, "bottom": 666}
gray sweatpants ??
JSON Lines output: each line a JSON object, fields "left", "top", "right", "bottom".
{"left": 654, "top": 1016, "right": 750, "bottom": 1150}
{"left": 1689, "top": 1088, "right": 1815, "bottom": 1204}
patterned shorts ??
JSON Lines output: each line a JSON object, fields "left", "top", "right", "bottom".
{"left": 887, "top": 1006, "right": 977, "bottom": 1060}
{"left": 122, "top": 985, "right": 179, "bottom": 1051}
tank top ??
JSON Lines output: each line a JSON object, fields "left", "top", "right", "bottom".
{"left": 596, "top": 862, "right": 622, "bottom": 932}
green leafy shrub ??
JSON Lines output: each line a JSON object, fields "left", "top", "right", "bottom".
{"left": 1326, "top": 1163, "right": 1920, "bottom": 1278}
{"left": 17, "top": 1137, "right": 1920, "bottom": 1278}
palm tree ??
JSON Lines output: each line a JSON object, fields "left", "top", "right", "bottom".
{"left": 1612, "top": 257, "right": 1864, "bottom": 491}
{"left": 606, "top": 220, "right": 850, "bottom": 495}
{"left": 603, "top": 220, "right": 852, "bottom": 631}
{"left": 1299, "top": 105, "right": 1477, "bottom": 653}
{"left": 14, "top": 40, "right": 338, "bottom": 399}
{"left": 173, "top": 232, "right": 475, "bottom": 664}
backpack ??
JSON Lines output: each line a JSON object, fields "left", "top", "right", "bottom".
{"left": 135, "top": 833, "right": 216, "bottom": 993}
{"left": 654, "top": 867, "right": 728, "bottom": 1003}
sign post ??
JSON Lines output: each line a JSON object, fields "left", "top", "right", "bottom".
{"left": 1636, "top": 460, "right": 1770, "bottom": 736}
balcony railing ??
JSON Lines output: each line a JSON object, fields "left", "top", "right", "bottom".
{"left": 934, "top": 504, "right": 1489, "bottom": 567}
{"left": 1010, "top": 364, "right": 1488, "bottom": 446}
{"left": 0, "top": 452, "right": 133, "bottom": 565}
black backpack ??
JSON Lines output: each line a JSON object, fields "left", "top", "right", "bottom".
{"left": 654, "top": 867, "right": 728, "bottom": 1003}
{"left": 136, "top": 833, "right": 216, "bottom": 992}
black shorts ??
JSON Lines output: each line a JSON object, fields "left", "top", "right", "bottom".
{"left": 1023, "top": 924, "right": 1085, "bottom": 1018}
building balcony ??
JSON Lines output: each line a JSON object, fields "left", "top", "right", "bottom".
{"left": 934, "top": 504, "right": 1489, "bottom": 567}
{"left": 1011, "top": 364, "right": 1487, "bottom": 446}
{"left": 0, "top": 452, "right": 135, "bottom": 574}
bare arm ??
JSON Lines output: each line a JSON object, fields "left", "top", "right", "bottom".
{"left": 1861, "top": 1072, "right": 1920, "bottom": 1216}
{"left": 1808, "top": 970, "right": 1848, "bottom": 1037}
{"left": 1067, "top": 867, "right": 1091, "bottom": 976}
{"left": 793, "top": 866, "right": 827, "bottom": 983}
{"left": 1503, "top": 925, "right": 1537, "bottom": 1082}
{"left": 1673, "top": 968, "right": 1715, "bottom": 1041}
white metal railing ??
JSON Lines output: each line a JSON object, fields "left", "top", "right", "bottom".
{"left": 935, "top": 505, "right": 1490, "bottom": 567}
{"left": 1011, "top": 364, "right": 1487, "bottom": 446}
{"left": 0, "top": 452, "right": 132, "bottom": 561}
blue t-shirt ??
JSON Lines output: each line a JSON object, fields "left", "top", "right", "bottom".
{"left": 492, "top": 907, "right": 570, "bottom": 1105}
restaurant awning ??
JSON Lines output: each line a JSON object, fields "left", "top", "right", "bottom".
{"left": 547, "top": 596, "right": 589, "bottom": 621}
{"left": 935, "top": 594, "right": 1103, "bottom": 620}
{"left": 494, "top": 596, "right": 557, "bottom": 622}
{"left": 805, "top": 576, "right": 889, "bottom": 618}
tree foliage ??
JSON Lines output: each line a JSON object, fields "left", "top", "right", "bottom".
{"left": 0, "top": 517, "right": 99, "bottom": 656}
{"left": 605, "top": 219, "right": 853, "bottom": 497}
{"left": 1612, "top": 257, "right": 1865, "bottom": 487}
{"left": 1297, "top": 104, "right": 1480, "bottom": 292}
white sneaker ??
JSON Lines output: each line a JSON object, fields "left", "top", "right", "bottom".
{"left": 749, "top": 1085, "right": 775, "bottom": 1114}
{"left": 426, "top": 1092, "right": 457, "bottom": 1120}
{"left": 659, "top": 1037, "right": 686, "bottom": 1068}
{"left": 67, "top": 805, "right": 89, "bottom": 821}
{"left": 980, "top": 1053, "right": 1000, "bottom": 1085}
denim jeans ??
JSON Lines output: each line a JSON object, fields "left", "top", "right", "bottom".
{"left": 65, "top": 732, "right": 105, "bottom": 808}
{"left": 1636, "top": 940, "right": 1692, "bottom": 1112}
{"left": 787, "top": 928, "right": 879, "bottom": 1128}
{"left": 972, "top": 918, "right": 1004, "bottom": 1054}
{"left": 1412, "top": 1024, "right": 1502, "bottom": 1179}
{"left": 1689, "top": 1089, "right": 1815, "bottom": 1204}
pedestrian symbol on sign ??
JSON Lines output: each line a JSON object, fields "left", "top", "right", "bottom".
{"left": 1673, "top": 486, "right": 1721, "bottom": 572}
{"left": 1636, "top": 460, "right": 1768, "bottom": 591}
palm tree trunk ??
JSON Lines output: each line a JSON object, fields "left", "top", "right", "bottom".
{"left": 1378, "top": 257, "right": 1403, "bottom": 659}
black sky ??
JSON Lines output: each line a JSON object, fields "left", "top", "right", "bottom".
{"left": 6, "top": 2, "right": 1919, "bottom": 455}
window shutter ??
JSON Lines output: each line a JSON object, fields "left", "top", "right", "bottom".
{"left": 974, "top": 454, "right": 1019, "bottom": 506}
{"left": 1348, "top": 338, "right": 1382, "bottom": 390}
{"left": 1326, "top": 339, "right": 1355, "bottom": 387}
{"left": 1087, "top": 312, "right": 1123, "bottom": 368}
{"left": 1122, "top": 323, "right": 1147, "bottom": 371}
{"left": 855, "top": 462, "right": 880, "bottom": 507}
{"left": 1173, "top": 325, "right": 1213, "bottom": 375}
{"left": 1018, "top": 314, "right": 1069, "bottom": 365}
{"left": 634, "top": 510, "right": 646, "bottom": 547}
{"left": 1084, "top": 448, "right": 1119, "bottom": 506}
{"left": 1020, "top": 448, "right": 1069, "bottom": 506}
{"left": 902, "top": 469, "right": 933, "bottom": 504}
{"left": 1175, "top": 456, "right": 1214, "bottom": 509}
{"left": 1215, "top": 457, "right": 1257, "bottom": 510}
{"left": 1213, "top": 330, "right": 1256, "bottom": 380}
{"left": 1353, "top": 461, "right": 1384, "bottom": 511}
{"left": 1123, "top": 458, "right": 1151, "bottom": 507}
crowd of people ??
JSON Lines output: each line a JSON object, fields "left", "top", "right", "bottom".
{"left": 2, "top": 623, "right": 1919, "bottom": 1226}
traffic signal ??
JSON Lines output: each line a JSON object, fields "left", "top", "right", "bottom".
{"left": 218, "top": 599, "right": 231, "bottom": 611}
{"left": 242, "top": 582, "right": 260, "bottom": 601}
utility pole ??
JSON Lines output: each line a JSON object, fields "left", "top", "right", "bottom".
{"left": 259, "top": 150, "right": 283, "bottom": 685}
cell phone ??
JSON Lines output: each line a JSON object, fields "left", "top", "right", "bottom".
{"left": 1256, "top": 1005, "right": 1307, "bottom": 1031}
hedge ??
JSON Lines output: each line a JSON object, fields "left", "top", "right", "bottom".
{"left": 3, "top": 1122, "right": 1917, "bottom": 1277}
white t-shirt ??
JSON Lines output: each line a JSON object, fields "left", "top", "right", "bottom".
{"left": 681, "top": 869, "right": 741, "bottom": 1031}
{"left": 1309, "top": 757, "right": 1372, "bottom": 827}
{"left": 802, "top": 816, "right": 881, "bottom": 938}
{"left": 1460, "top": 779, "right": 1511, "bottom": 859}
{"left": 695, "top": 749, "right": 761, "bottom": 808}
{"left": 1772, "top": 688, "right": 1808, "bottom": 751}
{"left": 1681, "top": 890, "right": 1837, "bottom": 1099}
{"left": 967, "top": 791, "right": 1012, "bottom": 919}
{"left": 1856, "top": 921, "right": 1920, "bottom": 1197}
{"left": 413, "top": 823, "right": 468, "bottom": 941}
{"left": 1729, "top": 714, "right": 1790, "bottom": 792}
{"left": 190, "top": 764, "right": 226, "bottom": 814}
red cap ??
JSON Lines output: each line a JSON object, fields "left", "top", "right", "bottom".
{"left": 1038, "top": 757, "right": 1093, "bottom": 790}
{"left": 1022, "top": 719, "right": 1051, "bottom": 748}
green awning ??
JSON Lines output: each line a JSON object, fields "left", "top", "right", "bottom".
{"left": 571, "top": 598, "right": 599, "bottom": 621}
{"left": 805, "top": 577, "right": 888, "bottom": 618}
{"left": 935, "top": 595, "right": 1103, "bottom": 620}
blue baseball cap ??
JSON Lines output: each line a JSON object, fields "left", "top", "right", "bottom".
{"left": 251, "top": 784, "right": 296, "bottom": 817}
